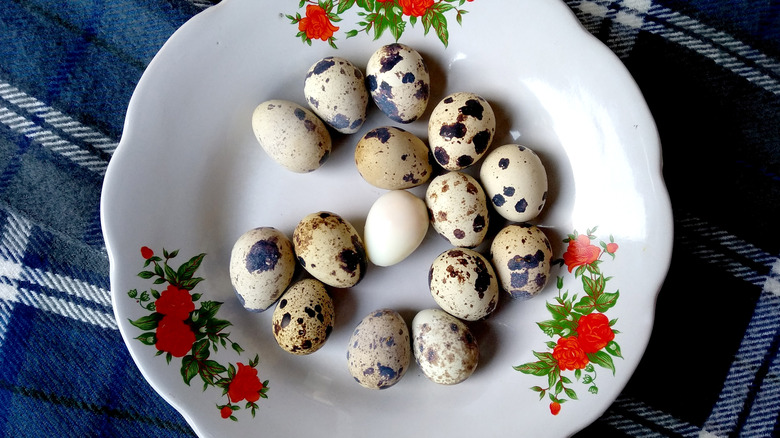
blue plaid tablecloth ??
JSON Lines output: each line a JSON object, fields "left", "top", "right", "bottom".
{"left": 0, "top": 0, "right": 777, "bottom": 436}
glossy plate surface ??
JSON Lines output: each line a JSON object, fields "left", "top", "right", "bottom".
{"left": 101, "top": 0, "right": 673, "bottom": 436}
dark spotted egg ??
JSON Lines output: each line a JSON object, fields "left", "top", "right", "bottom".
{"left": 428, "top": 92, "right": 495, "bottom": 171}
{"left": 272, "top": 279, "right": 334, "bottom": 355}
{"left": 354, "top": 126, "right": 432, "bottom": 190}
{"left": 365, "top": 43, "right": 430, "bottom": 123}
{"left": 428, "top": 248, "right": 499, "bottom": 321}
{"left": 347, "top": 309, "right": 410, "bottom": 389}
{"left": 292, "top": 212, "right": 367, "bottom": 288}
{"left": 304, "top": 57, "right": 368, "bottom": 134}
{"left": 229, "top": 227, "right": 296, "bottom": 312}
{"left": 412, "top": 309, "right": 479, "bottom": 385}
{"left": 425, "top": 171, "right": 490, "bottom": 248}
{"left": 251, "top": 99, "right": 331, "bottom": 173}
{"left": 490, "top": 224, "right": 553, "bottom": 300}
{"left": 480, "top": 144, "right": 548, "bottom": 222}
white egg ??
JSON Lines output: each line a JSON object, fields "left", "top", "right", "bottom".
{"left": 364, "top": 190, "right": 429, "bottom": 267}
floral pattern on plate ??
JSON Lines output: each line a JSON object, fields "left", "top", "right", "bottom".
{"left": 515, "top": 228, "right": 622, "bottom": 416}
{"left": 127, "top": 247, "right": 270, "bottom": 421}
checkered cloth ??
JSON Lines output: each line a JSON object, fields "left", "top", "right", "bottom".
{"left": 0, "top": 0, "right": 777, "bottom": 436}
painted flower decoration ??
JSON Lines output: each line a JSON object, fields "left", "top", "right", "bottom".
{"left": 515, "top": 228, "right": 623, "bottom": 416}
{"left": 127, "top": 248, "right": 270, "bottom": 421}
{"left": 287, "top": 0, "right": 474, "bottom": 48}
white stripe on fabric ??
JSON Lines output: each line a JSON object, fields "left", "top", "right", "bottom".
{"left": 678, "top": 215, "right": 777, "bottom": 287}
{"left": 16, "top": 285, "right": 117, "bottom": 330}
{"left": 701, "top": 259, "right": 780, "bottom": 437}
{"left": 601, "top": 397, "right": 702, "bottom": 436}
{"left": 0, "top": 105, "right": 108, "bottom": 174}
{"left": 0, "top": 210, "right": 32, "bottom": 344}
{"left": 21, "top": 267, "right": 112, "bottom": 308}
{"left": 0, "top": 81, "right": 118, "bottom": 155}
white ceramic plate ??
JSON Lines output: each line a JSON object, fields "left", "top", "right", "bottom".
{"left": 101, "top": 0, "right": 673, "bottom": 436}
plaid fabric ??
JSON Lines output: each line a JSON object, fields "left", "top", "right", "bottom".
{"left": 0, "top": 0, "right": 777, "bottom": 436}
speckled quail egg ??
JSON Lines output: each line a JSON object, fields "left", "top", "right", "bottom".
{"left": 230, "top": 227, "right": 296, "bottom": 312}
{"left": 490, "top": 224, "right": 553, "bottom": 300}
{"left": 425, "top": 171, "right": 490, "bottom": 248}
{"left": 347, "top": 309, "right": 411, "bottom": 389}
{"left": 428, "top": 248, "right": 499, "bottom": 321}
{"left": 366, "top": 43, "right": 430, "bottom": 123}
{"left": 304, "top": 57, "right": 368, "bottom": 134}
{"left": 480, "top": 144, "right": 548, "bottom": 222}
{"left": 272, "top": 279, "right": 334, "bottom": 355}
{"left": 251, "top": 99, "right": 331, "bottom": 173}
{"left": 293, "top": 212, "right": 367, "bottom": 288}
{"left": 364, "top": 190, "right": 429, "bottom": 267}
{"left": 412, "top": 309, "right": 479, "bottom": 385}
{"left": 355, "top": 126, "right": 432, "bottom": 190}
{"left": 428, "top": 92, "right": 495, "bottom": 170}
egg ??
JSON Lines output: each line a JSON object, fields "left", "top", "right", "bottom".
{"left": 293, "top": 212, "right": 367, "bottom": 288}
{"left": 304, "top": 57, "right": 369, "bottom": 134}
{"left": 480, "top": 144, "right": 548, "bottom": 222}
{"left": 428, "top": 248, "right": 499, "bottom": 321}
{"left": 354, "top": 126, "right": 432, "bottom": 190}
{"left": 272, "top": 279, "right": 334, "bottom": 355}
{"left": 412, "top": 309, "right": 479, "bottom": 385}
{"left": 490, "top": 224, "right": 553, "bottom": 300}
{"left": 428, "top": 92, "right": 496, "bottom": 170}
{"left": 229, "top": 227, "right": 296, "bottom": 312}
{"left": 425, "top": 171, "right": 490, "bottom": 248}
{"left": 365, "top": 43, "right": 430, "bottom": 123}
{"left": 347, "top": 309, "right": 411, "bottom": 389}
{"left": 363, "top": 190, "right": 429, "bottom": 267}
{"left": 251, "top": 99, "right": 331, "bottom": 173}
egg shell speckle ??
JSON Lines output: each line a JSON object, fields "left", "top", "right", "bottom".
{"left": 272, "top": 279, "right": 334, "bottom": 355}
{"left": 412, "top": 309, "right": 479, "bottom": 385}
{"left": 293, "top": 212, "right": 367, "bottom": 288}
{"left": 490, "top": 224, "right": 553, "bottom": 300}
{"left": 425, "top": 171, "right": 490, "bottom": 248}
{"left": 428, "top": 248, "right": 499, "bottom": 321}
{"left": 355, "top": 126, "right": 432, "bottom": 190}
{"left": 251, "top": 99, "right": 331, "bottom": 173}
{"left": 347, "top": 309, "right": 411, "bottom": 390}
{"left": 229, "top": 227, "right": 296, "bottom": 312}
{"left": 428, "top": 92, "right": 496, "bottom": 170}
{"left": 304, "top": 57, "right": 368, "bottom": 134}
{"left": 480, "top": 144, "right": 548, "bottom": 222}
{"left": 366, "top": 43, "right": 430, "bottom": 123}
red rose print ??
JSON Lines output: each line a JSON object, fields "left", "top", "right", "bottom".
{"left": 552, "top": 336, "right": 589, "bottom": 371}
{"left": 298, "top": 5, "right": 339, "bottom": 41}
{"left": 228, "top": 363, "right": 265, "bottom": 404}
{"left": 562, "top": 234, "right": 601, "bottom": 272}
{"left": 398, "top": 0, "right": 434, "bottom": 17}
{"left": 576, "top": 313, "right": 615, "bottom": 353}
{"left": 549, "top": 401, "right": 561, "bottom": 415}
{"left": 606, "top": 242, "right": 619, "bottom": 254}
{"left": 141, "top": 246, "right": 154, "bottom": 260}
{"left": 155, "top": 285, "right": 195, "bottom": 320}
{"left": 155, "top": 315, "right": 196, "bottom": 357}
{"left": 221, "top": 406, "right": 233, "bottom": 419}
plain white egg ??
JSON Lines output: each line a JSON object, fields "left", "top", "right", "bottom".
{"left": 364, "top": 190, "right": 429, "bottom": 267}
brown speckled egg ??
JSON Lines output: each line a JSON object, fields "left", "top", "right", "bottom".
{"left": 272, "top": 279, "right": 334, "bottom": 355}
{"left": 480, "top": 144, "right": 548, "bottom": 222}
{"left": 304, "top": 57, "right": 368, "bottom": 134}
{"left": 425, "top": 171, "right": 490, "bottom": 248}
{"left": 428, "top": 248, "right": 499, "bottom": 321}
{"left": 412, "top": 309, "right": 479, "bottom": 385}
{"left": 293, "top": 212, "right": 367, "bottom": 288}
{"left": 229, "top": 227, "right": 296, "bottom": 312}
{"left": 251, "top": 99, "right": 331, "bottom": 173}
{"left": 347, "top": 309, "right": 410, "bottom": 389}
{"left": 355, "top": 126, "right": 432, "bottom": 190}
{"left": 490, "top": 224, "right": 553, "bottom": 300}
{"left": 428, "top": 92, "right": 495, "bottom": 170}
{"left": 366, "top": 43, "right": 430, "bottom": 123}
